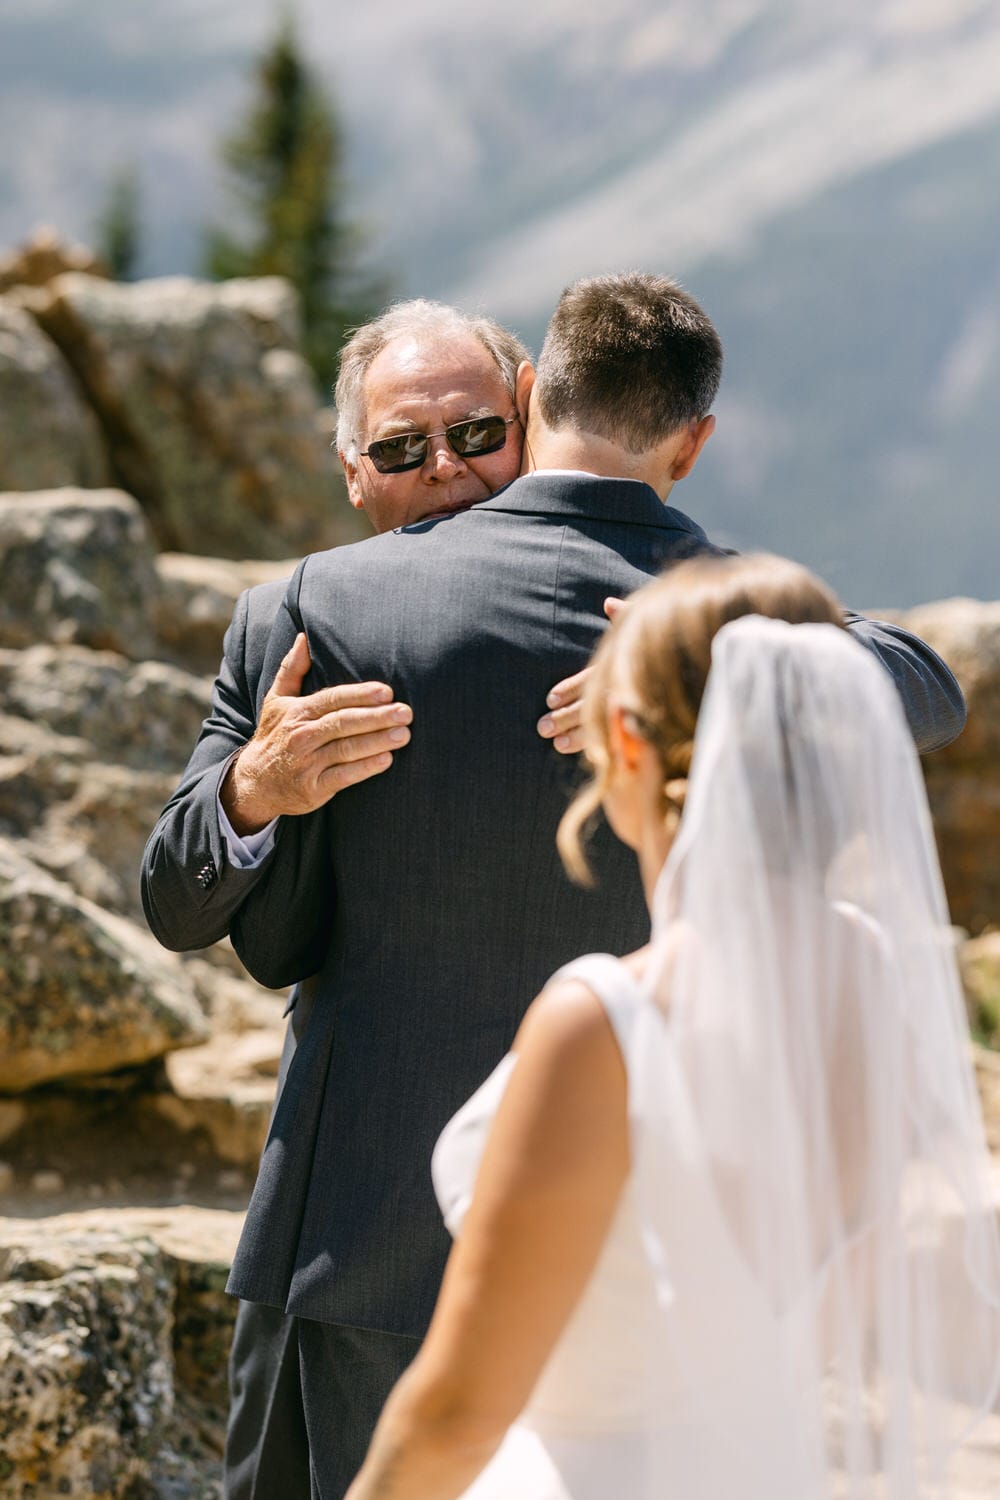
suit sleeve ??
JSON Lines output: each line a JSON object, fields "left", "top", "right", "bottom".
{"left": 842, "top": 611, "right": 966, "bottom": 754}
{"left": 230, "top": 567, "right": 337, "bottom": 988}
{"left": 140, "top": 588, "right": 284, "bottom": 950}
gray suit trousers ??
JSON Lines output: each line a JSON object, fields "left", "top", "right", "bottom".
{"left": 224, "top": 1302, "right": 418, "bottom": 1500}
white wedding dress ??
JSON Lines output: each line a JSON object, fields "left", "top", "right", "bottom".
{"left": 432, "top": 952, "right": 796, "bottom": 1500}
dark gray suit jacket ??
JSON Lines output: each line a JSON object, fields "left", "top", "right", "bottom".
{"left": 142, "top": 578, "right": 291, "bottom": 953}
{"left": 221, "top": 474, "right": 965, "bottom": 1338}
{"left": 141, "top": 578, "right": 323, "bottom": 1069}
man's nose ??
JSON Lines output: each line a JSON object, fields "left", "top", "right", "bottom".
{"left": 422, "top": 434, "right": 466, "bottom": 481}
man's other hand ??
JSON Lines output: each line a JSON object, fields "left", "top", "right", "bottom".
{"left": 537, "top": 597, "right": 627, "bottom": 754}
{"left": 221, "top": 633, "right": 413, "bottom": 835}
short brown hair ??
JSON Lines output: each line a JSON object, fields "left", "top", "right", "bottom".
{"left": 535, "top": 272, "right": 723, "bottom": 454}
{"left": 558, "top": 554, "right": 845, "bottom": 884}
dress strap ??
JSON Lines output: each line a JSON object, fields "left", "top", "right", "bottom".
{"left": 550, "top": 952, "right": 643, "bottom": 1057}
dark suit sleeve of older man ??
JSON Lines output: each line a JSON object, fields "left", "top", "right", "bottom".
{"left": 140, "top": 579, "right": 296, "bottom": 952}
{"left": 225, "top": 564, "right": 336, "bottom": 988}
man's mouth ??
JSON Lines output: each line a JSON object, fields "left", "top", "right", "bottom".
{"left": 422, "top": 498, "right": 476, "bottom": 520}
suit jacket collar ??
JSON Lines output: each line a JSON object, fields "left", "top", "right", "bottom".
{"left": 473, "top": 471, "right": 709, "bottom": 538}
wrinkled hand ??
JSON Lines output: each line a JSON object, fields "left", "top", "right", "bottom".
{"left": 537, "top": 596, "right": 627, "bottom": 754}
{"left": 221, "top": 633, "right": 412, "bottom": 835}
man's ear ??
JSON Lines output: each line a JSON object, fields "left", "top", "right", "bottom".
{"left": 670, "top": 414, "right": 715, "bottom": 481}
{"left": 515, "top": 360, "right": 535, "bottom": 424}
{"left": 339, "top": 449, "right": 365, "bottom": 512}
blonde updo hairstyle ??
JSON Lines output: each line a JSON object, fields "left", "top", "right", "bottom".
{"left": 558, "top": 553, "right": 846, "bottom": 885}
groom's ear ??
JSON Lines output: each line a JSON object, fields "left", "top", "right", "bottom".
{"left": 515, "top": 360, "right": 535, "bottom": 424}
{"left": 670, "top": 414, "right": 715, "bottom": 481}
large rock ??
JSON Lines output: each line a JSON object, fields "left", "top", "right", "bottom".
{"left": 891, "top": 599, "right": 1000, "bottom": 933}
{"left": 0, "top": 1225, "right": 174, "bottom": 1499}
{"left": 0, "top": 644, "right": 210, "bottom": 772}
{"left": 0, "top": 298, "right": 107, "bottom": 491}
{"left": 0, "top": 1207, "right": 241, "bottom": 1500}
{"left": 28, "top": 273, "right": 350, "bottom": 559}
{"left": 24, "top": 760, "right": 179, "bottom": 922}
{"left": 0, "top": 839, "right": 207, "bottom": 1091}
{"left": 153, "top": 552, "right": 297, "bottom": 674}
{"left": 0, "top": 227, "right": 107, "bottom": 293}
{"left": 0, "top": 710, "right": 172, "bottom": 921}
{"left": 0, "top": 646, "right": 209, "bottom": 921}
{"left": 0, "top": 710, "right": 89, "bottom": 846}
{"left": 0, "top": 488, "right": 159, "bottom": 657}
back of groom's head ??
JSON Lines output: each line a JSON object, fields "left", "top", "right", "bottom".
{"left": 535, "top": 273, "right": 722, "bottom": 454}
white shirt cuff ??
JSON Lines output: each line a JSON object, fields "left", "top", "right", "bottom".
{"left": 217, "top": 763, "right": 278, "bottom": 868}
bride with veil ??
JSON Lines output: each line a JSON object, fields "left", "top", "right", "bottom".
{"left": 346, "top": 552, "right": 1000, "bottom": 1500}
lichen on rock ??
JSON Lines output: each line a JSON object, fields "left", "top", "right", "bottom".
{"left": 0, "top": 1226, "right": 174, "bottom": 1499}
{"left": 0, "top": 838, "right": 207, "bottom": 1091}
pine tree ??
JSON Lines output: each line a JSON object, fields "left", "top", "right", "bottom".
{"left": 206, "top": 16, "right": 376, "bottom": 387}
{"left": 96, "top": 165, "right": 141, "bottom": 281}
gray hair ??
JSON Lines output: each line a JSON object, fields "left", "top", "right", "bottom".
{"left": 335, "top": 299, "right": 530, "bottom": 463}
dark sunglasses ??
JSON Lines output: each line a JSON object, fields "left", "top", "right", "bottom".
{"left": 361, "top": 414, "right": 519, "bottom": 474}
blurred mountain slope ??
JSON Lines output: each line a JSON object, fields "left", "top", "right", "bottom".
{"left": 2, "top": 0, "right": 999, "bottom": 602}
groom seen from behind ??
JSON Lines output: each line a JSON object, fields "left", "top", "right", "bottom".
{"left": 223, "top": 273, "right": 965, "bottom": 1499}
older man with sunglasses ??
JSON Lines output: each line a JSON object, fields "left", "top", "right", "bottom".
{"left": 141, "top": 299, "right": 574, "bottom": 1500}
{"left": 143, "top": 302, "right": 532, "bottom": 951}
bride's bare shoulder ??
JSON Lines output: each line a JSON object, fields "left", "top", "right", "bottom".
{"left": 511, "top": 967, "right": 628, "bottom": 1068}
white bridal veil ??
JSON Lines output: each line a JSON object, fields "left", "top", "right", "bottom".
{"left": 630, "top": 616, "right": 1000, "bottom": 1498}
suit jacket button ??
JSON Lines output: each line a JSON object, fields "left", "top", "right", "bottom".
{"left": 196, "top": 859, "right": 217, "bottom": 890}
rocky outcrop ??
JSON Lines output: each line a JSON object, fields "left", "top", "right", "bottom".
{"left": 0, "top": 269, "right": 340, "bottom": 1491}
{"left": 0, "top": 973, "right": 283, "bottom": 1208}
{"left": 0, "top": 1207, "right": 241, "bottom": 1500}
{"left": 890, "top": 599, "right": 1000, "bottom": 934}
{"left": 0, "top": 299, "right": 107, "bottom": 491}
{"left": 0, "top": 838, "right": 208, "bottom": 1091}
{"left": 0, "top": 643, "right": 211, "bottom": 773}
{"left": 0, "top": 1225, "right": 174, "bottom": 1499}
{"left": 0, "top": 227, "right": 108, "bottom": 293}
{"left": 0, "top": 488, "right": 159, "bottom": 657}
{"left": 0, "top": 707, "right": 176, "bottom": 922}
{"left": 25, "top": 273, "right": 348, "bottom": 559}
{"left": 153, "top": 552, "right": 297, "bottom": 675}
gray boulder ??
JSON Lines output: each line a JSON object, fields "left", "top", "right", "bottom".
{"left": 0, "top": 297, "right": 107, "bottom": 492}
{"left": 0, "top": 644, "right": 211, "bottom": 772}
{"left": 0, "top": 1207, "right": 243, "bottom": 1499}
{"left": 21, "top": 759, "right": 179, "bottom": 922}
{"left": 0, "top": 1225, "right": 173, "bottom": 1499}
{"left": 0, "top": 838, "right": 207, "bottom": 1091}
{"left": 0, "top": 227, "right": 108, "bottom": 293}
{"left": 0, "top": 645, "right": 211, "bottom": 920}
{"left": 0, "top": 711, "right": 165, "bottom": 920}
{"left": 890, "top": 599, "right": 1000, "bottom": 934}
{"left": 153, "top": 551, "right": 297, "bottom": 674}
{"left": 29, "top": 273, "right": 350, "bottom": 559}
{"left": 0, "top": 488, "right": 159, "bottom": 657}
